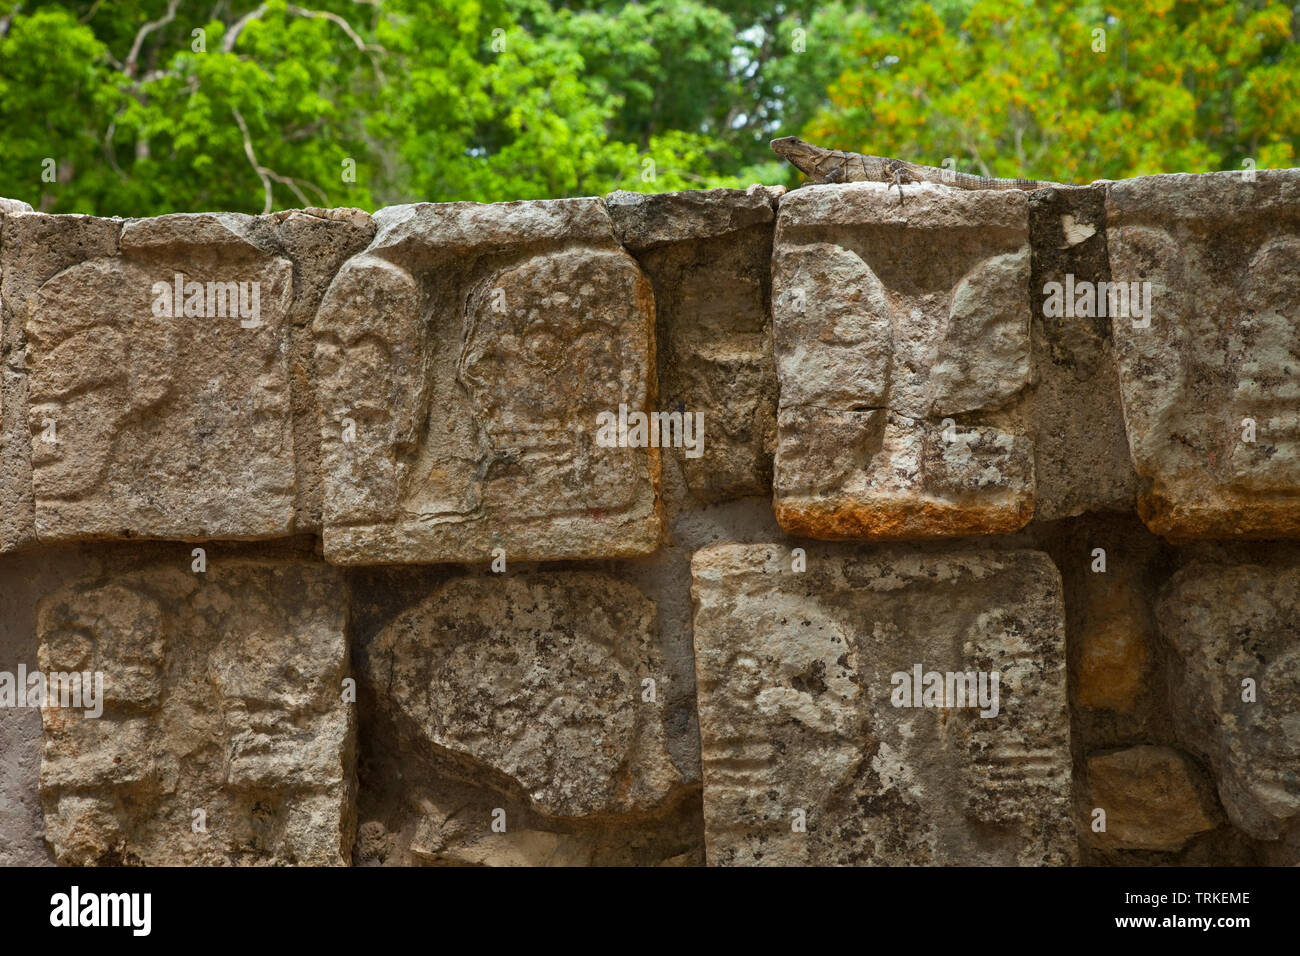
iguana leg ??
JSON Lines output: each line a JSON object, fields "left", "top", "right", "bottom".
{"left": 887, "top": 168, "right": 907, "bottom": 206}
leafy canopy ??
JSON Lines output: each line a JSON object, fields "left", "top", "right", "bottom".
{"left": 0, "top": 0, "right": 1295, "bottom": 214}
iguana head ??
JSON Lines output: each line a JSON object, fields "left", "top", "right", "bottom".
{"left": 770, "top": 136, "right": 841, "bottom": 182}
{"left": 770, "top": 136, "right": 820, "bottom": 169}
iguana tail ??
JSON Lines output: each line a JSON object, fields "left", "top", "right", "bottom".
{"left": 771, "top": 136, "right": 1060, "bottom": 190}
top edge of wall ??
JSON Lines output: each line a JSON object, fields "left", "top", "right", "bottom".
{"left": 4, "top": 167, "right": 1296, "bottom": 225}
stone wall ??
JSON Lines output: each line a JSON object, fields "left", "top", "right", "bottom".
{"left": 0, "top": 173, "right": 1296, "bottom": 866}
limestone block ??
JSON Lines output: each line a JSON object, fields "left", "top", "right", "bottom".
{"left": 361, "top": 572, "right": 682, "bottom": 819}
{"left": 606, "top": 187, "right": 776, "bottom": 251}
{"left": 1, "top": 212, "right": 122, "bottom": 551}
{"left": 772, "top": 183, "right": 1035, "bottom": 539}
{"left": 314, "top": 200, "right": 661, "bottom": 564}
{"left": 608, "top": 189, "right": 778, "bottom": 503}
{"left": 0, "top": 211, "right": 32, "bottom": 554}
{"left": 1085, "top": 745, "right": 1220, "bottom": 850}
{"left": 270, "top": 207, "right": 376, "bottom": 534}
{"left": 38, "top": 559, "right": 353, "bottom": 865}
{"left": 1027, "top": 184, "right": 1136, "bottom": 519}
{"left": 5, "top": 210, "right": 371, "bottom": 542}
{"left": 1159, "top": 560, "right": 1300, "bottom": 839}
{"left": 691, "top": 543, "right": 1072, "bottom": 865}
{"left": 13, "top": 214, "right": 293, "bottom": 540}
{"left": 1108, "top": 170, "right": 1300, "bottom": 539}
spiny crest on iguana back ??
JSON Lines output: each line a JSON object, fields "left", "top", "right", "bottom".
{"left": 770, "top": 136, "right": 1060, "bottom": 191}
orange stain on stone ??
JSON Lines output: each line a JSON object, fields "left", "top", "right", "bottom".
{"left": 773, "top": 496, "right": 1034, "bottom": 540}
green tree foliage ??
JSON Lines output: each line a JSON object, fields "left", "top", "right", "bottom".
{"left": 810, "top": 0, "right": 1300, "bottom": 182}
{"left": 0, "top": 0, "right": 1296, "bottom": 213}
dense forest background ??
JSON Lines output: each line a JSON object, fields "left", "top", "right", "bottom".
{"left": 1, "top": 0, "right": 1298, "bottom": 214}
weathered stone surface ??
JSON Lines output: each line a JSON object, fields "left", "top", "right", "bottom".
{"left": 772, "top": 183, "right": 1035, "bottom": 540}
{"left": 1054, "top": 515, "right": 1175, "bottom": 762}
{"left": 0, "top": 547, "right": 98, "bottom": 865}
{"left": 1260, "top": 818, "right": 1300, "bottom": 866}
{"left": 0, "top": 210, "right": 32, "bottom": 554}
{"left": 0, "top": 616, "right": 47, "bottom": 864}
{"left": 1028, "top": 185, "right": 1136, "bottom": 519}
{"left": 608, "top": 189, "right": 778, "bottom": 503}
{"left": 11, "top": 181, "right": 1300, "bottom": 870}
{"left": 606, "top": 188, "right": 776, "bottom": 251}
{"left": 691, "top": 543, "right": 1072, "bottom": 865}
{"left": 360, "top": 572, "right": 681, "bottom": 819}
{"left": 271, "top": 209, "right": 376, "bottom": 533}
{"left": 1159, "top": 560, "right": 1300, "bottom": 840}
{"left": 1, "top": 213, "right": 124, "bottom": 552}
{"left": 13, "top": 213, "right": 302, "bottom": 541}
{"left": 1075, "top": 576, "right": 1152, "bottom": 713}
{"left": 1085, "top": 745, "right": 1220, "bottom": 850}
{"left": 38, "top": 559, "right": 353, "bottom": 865}
{"left": 354, "top": 775, "right": 703, "bottom": 867}
{"left": 4, "top": 209, "right": 370, "bottom": 543}
{"left": 1109, "top": 170, "right": 1300, "bottom": 539}
{"left": 351, "top": 564, "right": 702, "bottom": 867}
{"left": 314, "top": 200, "right": 661, "bottom": 564}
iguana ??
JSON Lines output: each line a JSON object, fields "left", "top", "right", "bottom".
{"left": 771, "top": 136, "right": 1071, "bottom": 193}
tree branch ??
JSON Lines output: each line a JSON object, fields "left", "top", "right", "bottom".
{"left": 232, "top": 106, "right": 329, "bottom": 212}
{"left": 233, "top": 106, "right": 275, "bottom": 213}
{"left": 286, "top": 3, "right": 386, "bottom": 79}
{"left": 283, "top": 119, "right": 325, "bottom": 141}
{"left": 104, "top": 119, "right": 128, "bottom": 179}
{"left": 79, "top": 0, "right": 106, "bottom": 25}
{"left": 0, "top": 2, "right": 24, "bottom": 37}
{"left": 224, "top": 1, "right": 386, "bottom": 80}
{"left": 223, "top": 3, "right": 266, "bottom": 53}
{"left": 125, "top": 0, "right": 183, "bottom": 79}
